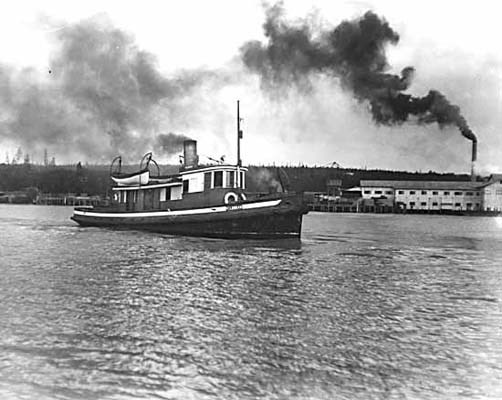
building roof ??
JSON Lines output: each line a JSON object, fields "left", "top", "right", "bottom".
{"left": 478, "top": 180, "right": 502, "bottom": 189}
{"left": 487, "top": 174, "right": 502, "bottom": 182}
{"left": 360, "top": 180, "right": 481, "bottom": 190}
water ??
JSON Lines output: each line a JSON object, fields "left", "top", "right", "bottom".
{"left": 1, "top": 205, "right": 501, "bottom": 400}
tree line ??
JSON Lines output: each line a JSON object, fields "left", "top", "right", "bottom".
{"left": 0, "top": 163, "right": 473, "bottom": 196}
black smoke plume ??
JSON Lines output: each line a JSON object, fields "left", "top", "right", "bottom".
{"left": 155, "top": 132, "right": 191, "bottom": 155}
{"left": 241, "top": 3, "right": 477, "bottom": 144}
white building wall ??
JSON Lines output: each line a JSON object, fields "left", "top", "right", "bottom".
{"left": 361, "top": 186, "right": 395, "bottom": 200}
{"left": 394, "top": 189, "right": 481, "bottom": 211}
{"left": 482, "top": 182, "right": 502, "bottom": 211}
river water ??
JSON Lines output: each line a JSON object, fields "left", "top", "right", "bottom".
{"left": 0, "top": 205, "right": 501, "bottom": 400}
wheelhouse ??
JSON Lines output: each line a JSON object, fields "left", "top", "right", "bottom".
{"left": 180, "top": 165, "right": 246, "bottom": 193}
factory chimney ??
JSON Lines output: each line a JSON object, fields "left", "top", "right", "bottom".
{"left": 183, "top": 140, "right": 198, "bottom": 169}
{"left": 471, "top": 140, "right": 477, "bottom": 181}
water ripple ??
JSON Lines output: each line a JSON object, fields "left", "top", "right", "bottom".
{"left": 1, "top": 207, "right": 502, "bottom": 399}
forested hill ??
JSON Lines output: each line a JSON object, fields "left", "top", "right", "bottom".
{"left": 246, "top": 166, "right": 473, "bottom": 193}
{"left": 0, "top": 163, "right": 475, "bottom": 195}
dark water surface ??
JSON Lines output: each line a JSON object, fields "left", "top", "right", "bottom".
{"left": 1, "top": 205, "right": 501, "bottom": 399}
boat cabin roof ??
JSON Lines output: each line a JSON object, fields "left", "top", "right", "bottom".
{"left": 112, "top": 164, "right": 247, "bottom": 191}
{"left": 112, "top": 180, "right": 182, "bottom": 191}
{"left": 180, "top": 164, "right": 247, "bottom": 176}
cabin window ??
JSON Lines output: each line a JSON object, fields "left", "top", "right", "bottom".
{"left": 364, "top": 190, "right": 371, "bottom": 195}
{"left": 160, "top": 187, "right": 171, "bottom": 202}
{"left": 214, "top": 171, "right": 223, "bottom": 187}
{"left": 204, "top": 173, "right": 212, "bottom": 190}
{"left": 409, "top": 191, "right": 416, "bottom": 195}
{"left": 455, "top": 202, "right": 461, "bottom": 207}
{"left": 409, "top": 202, "right": 415, "bottom": 207}
{"left": 454, "top": 191, "right": 462, "bottom": 196}
{"left": 183, "top": 180, "right": 189, "bottom": 193}
{"left": 421, "top": 202, "right": 427, "bottom": 206}
{"left": 171, "top": 186, "right": 182, "bottom": 200}
{"left": 385, "top": 190, "right": 393, "bottom": 195}
{"left": 466, "top": 192, "right": 473, "bottom": 196}
{"left": 226, "top": 171, "right": 235, "bottom": 188}
{"left": 432, "top": 202, "right": 438, "bottom": 206}
{"left": 398, "top": 190, "right": 404, "bottom": 195}
{"left": 421, "top": 190, "right": 427, "bottom": 195}
{"left": 444, "top": 191, "right": 450, "bottom": 195}
{"left": 432, "top": 191, "right": 438, "bottom": 195}
{"left": 374, "top": 190, "right": 382, "bottom": 195}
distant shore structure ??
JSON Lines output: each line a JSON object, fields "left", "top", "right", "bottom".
{"left": 308, "top": 175, "right": 502, "bottom": 214}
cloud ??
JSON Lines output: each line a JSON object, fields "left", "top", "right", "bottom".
{"left": 0, "top": 15, "right": 232, "bottom": 163}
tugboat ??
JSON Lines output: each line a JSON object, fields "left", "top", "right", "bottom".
{"left": 71, "top": 102, "right": 309, "bottom": 239}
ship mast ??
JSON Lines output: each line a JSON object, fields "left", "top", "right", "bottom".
{"left": 236, "top": 100, "right": 243, "bottom": 188}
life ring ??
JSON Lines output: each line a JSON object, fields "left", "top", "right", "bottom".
{"left": 224, "top": 192, "right": 239, "bottom": 204}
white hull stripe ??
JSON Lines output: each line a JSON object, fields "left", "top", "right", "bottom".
{"left": 74, "top": 199, "right": 282, "bottom": 218}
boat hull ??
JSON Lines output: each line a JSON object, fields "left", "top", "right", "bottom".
{"left": 71, "top": 196, "right": 308, "bottom": 239}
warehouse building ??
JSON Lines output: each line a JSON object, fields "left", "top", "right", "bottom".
{"left": 360, "top": 180, "right": 483, "bottom": 212}
{"left": 308, "top": 175, "right": 502, "bottom": 214}
{"left": 479, "top": 174, "right": 502, "bottom": 212}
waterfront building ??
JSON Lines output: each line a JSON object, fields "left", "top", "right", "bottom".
{"left": 359, "top": 180, "right": 502, "bottom": 212}
{"left": 480, "top": 175, "right": 502, "bottom": 212}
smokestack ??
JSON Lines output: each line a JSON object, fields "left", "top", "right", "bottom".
{"left": 471, "top": 140, "right": 477, "bottom": 181}
{"left": 183, "top": 140, "right": 198, "bottom": 169}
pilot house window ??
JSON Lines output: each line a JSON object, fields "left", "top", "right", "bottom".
{"left": 226, "top": 171, "right": 235, "bottom": 188}
{"left": 204, "top": 173, "right": 211, "bottom": 190}
{"left": 214, "top": 171, "right": 223, "bottom": 187}
{"left": 240, "top": 171, "right": 245, "bottom": 188}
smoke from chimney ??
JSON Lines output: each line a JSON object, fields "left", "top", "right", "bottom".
{"left": 240, "top": 4, "right": 477, "bottom": 149}
{"left": 155, "top": 132, "right": 192, "bottom": 156}
{"left": 0, "top": 16, "right": 229, "bottom": 162}
{"left": 0, "top": 5, "right": 482, "bottom": 171}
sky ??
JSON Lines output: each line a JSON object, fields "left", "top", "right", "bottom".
{"left": 0, "top": 0, "right": 501, "bottom": 175}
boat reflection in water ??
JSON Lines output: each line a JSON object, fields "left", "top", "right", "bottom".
{"left": 71, "top": 102, "right": 309, "bottom": 239}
